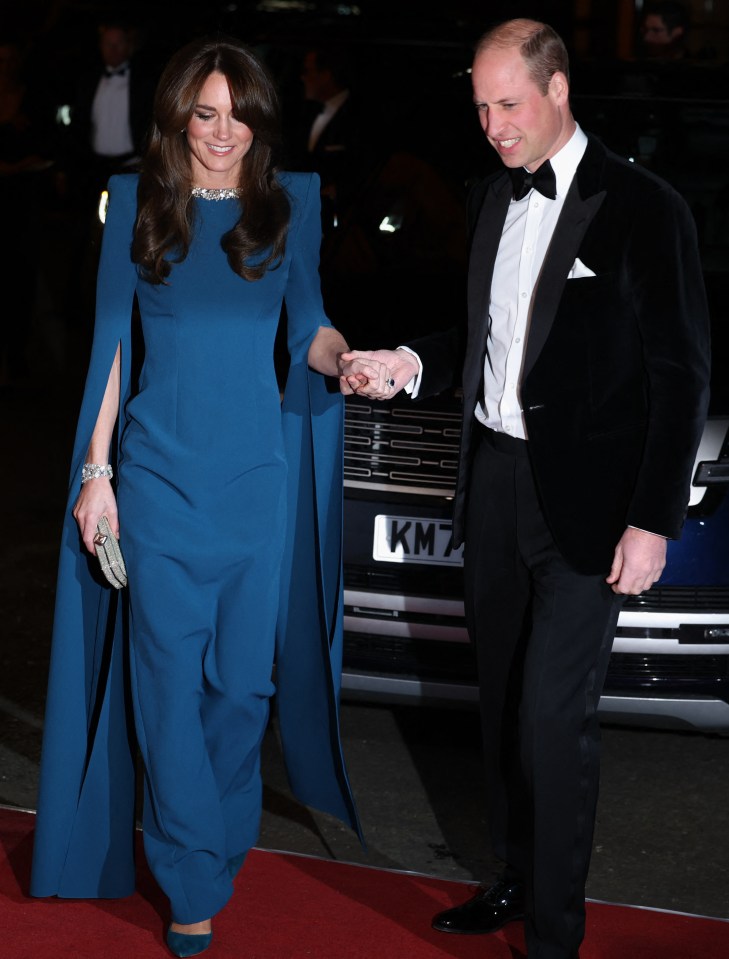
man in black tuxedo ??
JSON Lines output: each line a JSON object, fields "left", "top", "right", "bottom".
{"left": 341, "top": 18, "right": 710, "bottom": 959}
{"left": 294, "top": 46, "right": 359, "bottom": 231}
{"left": 70, "top": 19, "right": 156, "bottom": 203}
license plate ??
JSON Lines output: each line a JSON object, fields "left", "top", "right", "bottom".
{"left": 373, "top": 514, "right": 464, "bottom": 566}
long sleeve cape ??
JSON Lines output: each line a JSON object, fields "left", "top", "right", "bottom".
{"left": 30, "top": 172, "right": 361, "bottom": 899}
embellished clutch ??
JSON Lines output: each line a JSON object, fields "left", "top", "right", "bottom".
{"left": 93, "top": 516, "right": 128, "bottom": 589}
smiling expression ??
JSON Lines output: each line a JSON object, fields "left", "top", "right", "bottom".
{"left": 472, "top": 45, "right": 574, "bottom": 172}
{"left": 186, "top": 71, "right": 254, "bottom": 188}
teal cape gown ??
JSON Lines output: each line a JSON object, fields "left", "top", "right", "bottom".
{"left": 30, "top": 172, "right": 362, "bottom": 912}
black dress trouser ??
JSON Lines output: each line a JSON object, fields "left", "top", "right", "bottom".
{"left": 463, "top": 425, "right": 624, "bottom": 959}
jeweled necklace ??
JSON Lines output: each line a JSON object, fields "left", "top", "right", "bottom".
{"left": 191, "top": 186, "right": 243, "bottom": 200}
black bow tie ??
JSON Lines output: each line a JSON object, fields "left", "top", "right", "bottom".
{"left": 105, "top": 65, "right": 128, "bottom": 78}
{"left": 509, "top": 160, "right": 556, "bottom": 201}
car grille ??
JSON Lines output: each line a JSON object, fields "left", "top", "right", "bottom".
{"left": 606, "top": 653, "right": 729, "bottom": 687}
{"left": 343, "top": 632, "right": 477, "bottom": 681}
{"left": 342, "top": 638, "right": 729, "bottom": 694}
{"left": 344, "top": 565, "right": 729, "bottom": 614}
{"left": 344, "top": 564, "right": 462, "bottom": 597}
{"left": 344, "top": 396, "right": 460, "bottom": 496}
{"left": 623, "top": 587, "right": 729, "bottom": 612}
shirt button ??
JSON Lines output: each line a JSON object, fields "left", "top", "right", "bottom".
{"left": 505, "top": 425, "right": 511, "bottom": 432}
{"left": 521, "top": 291, "right": 527, "bottom": 298}
{"left": 515, "top": 337, "right": 521, "bottom": 343}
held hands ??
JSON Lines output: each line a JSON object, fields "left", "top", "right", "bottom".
{"left": 336, "top": 351, "right": 390, "bottom": 397}
{"left": 338, "top": 349, "right": 420, "bottom": 400}
{"left": 606, "top": 527, "right": 667, "bottom": 595}
{"left": 73, "top": 478, "right": 119, "bottom": 555}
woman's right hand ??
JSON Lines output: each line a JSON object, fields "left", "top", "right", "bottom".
{"left": 339, "top": 348, "right": 421, "bottom": 398}
{"left": 72, "top": 478, "right": 120, "bottom": 555}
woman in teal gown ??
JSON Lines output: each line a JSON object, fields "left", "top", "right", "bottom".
{"left": 30, "top": 37, "right": 390, "bottom": 958}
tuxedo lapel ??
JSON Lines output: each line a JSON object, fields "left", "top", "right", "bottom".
{"left": 464, "top": 173, "right": 511, "bottom": 399}
{"left": 463, "top": 138, "right": 609, "bottom": 405}
{"left": 523, "top": 139, "right": 607, "bottom": 378}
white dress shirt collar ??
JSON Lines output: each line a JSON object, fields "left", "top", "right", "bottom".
{"left": 104, "top": 59, "right": 130, "bottom": 77}
{"left": 308, "top": 88, "right": 350, "bottom": 152}
{"left": 547, "top": 124, "right": 588, "bottom": 198}
{"left": 322, "top": 87, "right": 349, "bottom": 116}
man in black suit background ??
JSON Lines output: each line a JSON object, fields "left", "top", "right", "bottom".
{"left": 294, "top": 45, "right": 359, "bottom": 231}
{"left": 69, "top": 18, "right": 156, "bottom": 204}
{"left": 341, "top": 18, "right": 710, "bottom": 959}
{"left": 61, "top": 17, "right": 157, "bottom": 325}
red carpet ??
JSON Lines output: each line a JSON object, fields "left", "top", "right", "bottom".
{"left": 2, "top": 807, "right": 727, "bottom": 958}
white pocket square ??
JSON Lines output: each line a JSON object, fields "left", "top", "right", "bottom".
{"left": 567, "top": 258, "right": 596, "bottom": 279}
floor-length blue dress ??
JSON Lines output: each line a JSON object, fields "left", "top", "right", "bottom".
{"left": 30, "top": 172, "right": 360, "bottom": 923}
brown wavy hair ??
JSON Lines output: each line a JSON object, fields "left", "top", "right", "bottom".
{"left": 132, "top": 36, "right": 290, "bottom": 283}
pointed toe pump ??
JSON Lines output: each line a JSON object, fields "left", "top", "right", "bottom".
{"left": 166, "top": 927, "right": 213, "bottom": 958}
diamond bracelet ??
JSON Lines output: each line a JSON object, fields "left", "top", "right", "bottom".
{"left": 81, "top": 463, "right": 114, "bottom": 483}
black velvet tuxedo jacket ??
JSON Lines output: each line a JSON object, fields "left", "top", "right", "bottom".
{"left": 409, "top": 135, "right": 710, "bottom": 574}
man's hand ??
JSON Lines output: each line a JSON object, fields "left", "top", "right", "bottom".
{"left": 339, "top": 348, "right": 420, "bottom": 400}
{"left": 606, "top": 527, "right": 667, "bottom": 595}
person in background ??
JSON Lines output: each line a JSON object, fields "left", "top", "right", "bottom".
{"left": 640, "top": 1, "right": 690, "bottom": 59}
{"left": 30, "top": 35, "right": 390, "bottom": 958}
{"left": 61, "top": 18, "right": 159, "bottom": 326}
{"left": 294, "top": 45, "right": 359, "bottom": 230}
{"left": 342, "top": 18, "right": 710, "bottom": 958}
{"left": 70, "top": 17, "right": 157, "bottom": 201}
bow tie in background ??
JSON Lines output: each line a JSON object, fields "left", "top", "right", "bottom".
{"left": 105, "top": 65, "right": 129, "bottom": 78}
{"left": 509, "top": 160, "right": 556, "bottom": 201}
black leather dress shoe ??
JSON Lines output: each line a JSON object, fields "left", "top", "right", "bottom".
{"left": 432, "top": 877, "right": 525, "bottom": 934}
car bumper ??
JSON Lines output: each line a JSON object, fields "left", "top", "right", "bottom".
{"left": 342, "top": 587, "right": 729, "bottom": 732}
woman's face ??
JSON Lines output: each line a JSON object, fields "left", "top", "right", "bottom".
{"left": 185, "top": 71, "right": 254, "bottom": 188}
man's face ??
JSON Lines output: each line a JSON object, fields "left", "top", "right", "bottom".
{"left": 471, "top": 45, "right": 572, "bottom": 172}
{"left": 99, "top": 27, "right": 132, "bottom": 69}
{"left": 301, "top": 51, "right": 330, "bottom": 102}
{"left": 642, "top": 14, "right": 681, "bottom": 45}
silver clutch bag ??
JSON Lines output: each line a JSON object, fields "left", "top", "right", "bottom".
{"left": 93, "top": 516, "right": 128, "bottom": 589}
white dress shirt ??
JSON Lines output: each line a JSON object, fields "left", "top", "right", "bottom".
{"left": 404, "top": 125, "right": 588, "bottom": 442}
{"left": 307, "top": 88, "right": 350, "bottom": 152}
{"left": 91, "top": 62, "right": 135, "bottom": 157}
{"left": 475, "top": 125, "right": 588, "bottom": 438}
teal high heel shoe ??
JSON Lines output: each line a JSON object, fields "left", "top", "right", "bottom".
{"left": 166, "top": 926, "right": 213, "bottom": 958}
